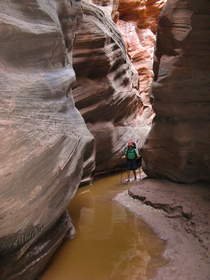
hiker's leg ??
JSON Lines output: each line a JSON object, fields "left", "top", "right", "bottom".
{"left": 133, "top": 170, "right": 137, "bottom": 180}
{"left": 139, "top": 167, "right": 141, "bottom": 179}
{"left": 127, "top": 170, "right": 131, "bottom": 181}
{"left": 126, "top": 160, "right": 131, "bottom": 181}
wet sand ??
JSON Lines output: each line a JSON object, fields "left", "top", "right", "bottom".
{"left": 115, "top": 177, "right": 210, "bottom": 280}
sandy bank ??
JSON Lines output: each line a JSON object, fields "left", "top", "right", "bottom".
{"left": 115, "top": 178, "right": 210, "bottom": 280}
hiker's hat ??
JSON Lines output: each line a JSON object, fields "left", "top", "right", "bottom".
{"left": 128, "top": 140, "right": 134, "bottom": 146}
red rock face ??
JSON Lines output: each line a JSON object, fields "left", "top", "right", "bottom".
{"left": 143, "top": 0, "right": 210, "bottom": 183}
{"left": 116, "top": 0, "right": 166, "bottom": 114}
{"left": 73, "top": 2, "right": 151, "bottom": 174}
{"left": 117, "top": 0, "right": 165, "bottom": 32}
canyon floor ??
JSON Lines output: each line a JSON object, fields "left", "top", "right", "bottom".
{"left": 115, "top": 177, "right": 210, "bottom": 280}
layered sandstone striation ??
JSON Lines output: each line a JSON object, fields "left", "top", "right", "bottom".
{"left": 143, "top": 0, "right": 210, "bottom": 183}
{"left": 91, "top": 0, "right": 119, "bottom": 19}
{"left": 116, "top": 0, "right": 166, "bottom": 111}
{"left": 0, "top": 1, "right": 94, "bottom": 279}
{"left": 73, "top": 1, "right": 150, "bottom": 174}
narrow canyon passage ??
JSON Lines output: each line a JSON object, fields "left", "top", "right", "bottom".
{"left": 1, "top": 0, "right": 210, "bottom": 279}
{"left": 41, "top": 174, "right": 166, "bottom": 280}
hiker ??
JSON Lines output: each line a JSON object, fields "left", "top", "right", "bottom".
{"left": 123, "top": 140, "right": 140, "bottom": 181}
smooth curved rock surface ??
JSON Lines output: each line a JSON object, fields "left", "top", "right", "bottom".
{"left": 73, "top": 1, "right": 150, "bottom": 174}
{"left": 143, "top": 0, "right": 210, "bottom": 183}
{"left": 0, "top": 1, "right": 94, "bottom": 279}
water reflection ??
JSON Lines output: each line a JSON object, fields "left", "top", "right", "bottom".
{"left": 41, "top": 174, "right": 166, "bottom": 280}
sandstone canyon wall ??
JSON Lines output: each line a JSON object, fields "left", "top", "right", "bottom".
{"left": 143, "top": 0, "right": 210, "bottom": 183}
{"left": 73, "top": 1, "right": 150, "bottom": 174}
{"left": 0, "top": 1, "right": 94, "bottom": 279}
{"left": 116, "top": 0, "right": 166, "bottom": 117}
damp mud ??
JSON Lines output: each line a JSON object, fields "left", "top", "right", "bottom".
{"left": 41, "top": 174, "right": 166, "bottom": 280}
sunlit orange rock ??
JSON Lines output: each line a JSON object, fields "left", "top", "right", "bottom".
{"left": 116, "top": 0, "right": 166, "bottom": 111}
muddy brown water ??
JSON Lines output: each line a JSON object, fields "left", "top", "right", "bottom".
{"left": 41, "top": 174, "right": 166, "bottom": 280}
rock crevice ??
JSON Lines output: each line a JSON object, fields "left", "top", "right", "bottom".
{"left": 73, "top": 1, "right": 151, "bottom": 174}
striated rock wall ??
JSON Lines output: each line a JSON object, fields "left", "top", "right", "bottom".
{"left": 116, "top": 0, "right": 166, "bottom": 112}
{"left": 0, "top": 1, "right": 94, "bottom": 279}
{"left": 88, "top": 0, "right": 166, "bottom": 109}
{"left": 143, "top": 0, "right": 210, "bottom": 183}
{"left": 91, "top": 0, "right": 119, "bottom": 19}
{"left": 73, "top": 1, "right": 150, "bottom": 174}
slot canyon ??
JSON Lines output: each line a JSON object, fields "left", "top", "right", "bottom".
{"left": 0, "top": 0, "right": 209, "bottom": 280}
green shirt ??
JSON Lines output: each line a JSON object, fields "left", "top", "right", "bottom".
{"left": 124, "top": 147, "right": 139, "bottom": 160}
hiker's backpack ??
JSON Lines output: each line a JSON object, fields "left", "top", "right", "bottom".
{"left": 126, "top": 147, "right": 137, "bottom": 160}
